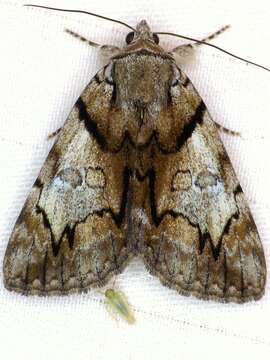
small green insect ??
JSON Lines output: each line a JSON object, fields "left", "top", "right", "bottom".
{"left": 104, "top": 288, "right": 136, "bottom": 325}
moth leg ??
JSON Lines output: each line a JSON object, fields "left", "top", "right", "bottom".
{"left": 214, "top": 122, "right": 241, "bottom": 137}
{"left": 65, "top": 29, "right": 120, "bottom": 58}
{"left": 172, "top": 25, "right": 230, "bottom": 58}
{"left": 47, "top": 127, "right": 62, "bottom": 140}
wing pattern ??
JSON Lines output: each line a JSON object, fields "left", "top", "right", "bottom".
{"left": 4, "top": 48, "right": 266, "bottom": 302}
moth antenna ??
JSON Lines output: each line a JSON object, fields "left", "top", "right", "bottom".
{"left": 24, "top": 4, "right": 136, "bottom": 32}
{"left": 65, "top": 29, "right": 100, "bottom": 48}
{"left": 199, "top": 25, "right": 231, "bottom": 44}
{"left": 156, "top": 31, "right": 270, "bottom": 73}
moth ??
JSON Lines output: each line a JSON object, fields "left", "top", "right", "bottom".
{"left": 3, "top": 5, "right": 267, "bottom": 303}
{"left": 104, "top": 288, "right": 136, "bottom": 324}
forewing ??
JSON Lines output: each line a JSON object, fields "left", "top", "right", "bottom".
{"left": 141, "top": 70, "right": 266, "bottom": 303}
{"left": 3, "top": 67, "right": 131, "bottom": 295}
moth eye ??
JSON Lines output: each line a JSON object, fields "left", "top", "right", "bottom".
{"left": 126, "top": 31, "right": 135, "bottom": 44}
{"left": 153, "top": 33, "right": 159, "bottom": 44}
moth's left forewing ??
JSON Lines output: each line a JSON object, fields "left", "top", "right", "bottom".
{"left": 142, "top": 67, "right": 266, "bottom": 303}
{"left": 3, "top": 67, "right": 131, "bottom": 295}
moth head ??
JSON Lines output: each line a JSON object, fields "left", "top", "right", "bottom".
{"left": 125, "top": 20, "right": 159, "bottom": 45}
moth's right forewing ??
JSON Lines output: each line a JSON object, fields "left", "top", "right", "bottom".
{"left": 140, "top": 69, "right": 266, "bottom": 303}
{"left": 4, "top": 66, "right": 131, "bottom": 295}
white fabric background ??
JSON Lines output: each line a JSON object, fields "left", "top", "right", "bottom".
{"left": 1, "top": 0, "right": 270, "bottom": 359}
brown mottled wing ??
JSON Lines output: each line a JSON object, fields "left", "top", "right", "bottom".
{"left": 3, "top": 67, "right": 131, "bottom": 295}
{"left": 141, "top": 71, "right": 266, "bottom": 303}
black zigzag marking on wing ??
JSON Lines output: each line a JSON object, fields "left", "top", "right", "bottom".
{"left": 136, "top": 168, "right": 240, "bottom": 261}
{"left": 76, "top": 96, "right": 205, "bottom": 154}
{"left": 35, "top": 167, "right": 131, "bottom": 257}
{"left": 76, "top": 97, "right": 108, "bottom": 150}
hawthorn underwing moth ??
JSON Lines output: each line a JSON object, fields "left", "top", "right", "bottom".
{"left": 3, "top": 8, "right": 267, "bottom": 303}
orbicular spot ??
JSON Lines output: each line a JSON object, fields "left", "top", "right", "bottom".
{"left": 195, "top": 170, "right": 218, "bottom": 188}
{"left": 172, "top": 170, "right": 192, "bottom": 191}
{"left": 58, "top": 168, "right": 82, "bottom": 188}
{"left": 86, "top": 167, "right": 105, "bottom": 188}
